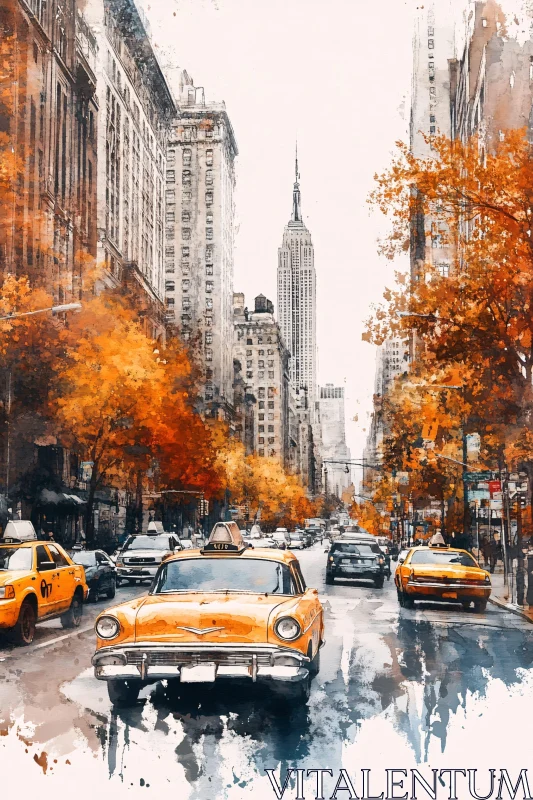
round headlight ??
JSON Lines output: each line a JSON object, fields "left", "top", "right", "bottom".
{"left": 274, "top": 617, "right": 301, "bottom": 641}
{"left": 95, "top": 615, "right": 120, "bottom": 640}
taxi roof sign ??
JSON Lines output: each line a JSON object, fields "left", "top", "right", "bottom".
{"left": 2, "top": 520, "right": 37, "bottom": 542}
{"left": 202, "top": 521, "right": 246, "bottom": 554}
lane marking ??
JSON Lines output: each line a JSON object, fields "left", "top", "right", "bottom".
{"left": 0, "top": 624, "right": 94, "bottom": 660}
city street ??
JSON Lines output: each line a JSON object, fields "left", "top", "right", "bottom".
{"left": 1, "top": 543, "right": 533, "bottom": 796}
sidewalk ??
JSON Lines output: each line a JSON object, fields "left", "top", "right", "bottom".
{"left": 489, "top": 570, "right": 533, "bottom": 623}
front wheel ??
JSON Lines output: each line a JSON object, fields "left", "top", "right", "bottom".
{"left": 309, "top": 647, "right": 320, "bottom": 676}
{"left": 474, "top": 599, "right": 488, "bottom": 613}
{"left": 106, "top": 579, "right": 116, "bottom": 600}
{"left": 271, "top": 675, "right": 311, "bottom": 708}
{"left": 374, "top": 576, "right": 384, "bottom": 589}
{"left": 401, "top": 590, "right": 414, "bottom": 609}
{"left": 10, "top": 599, "right": 36, "bottom": 645}
{"left": 107, "top": 680, "right": 141, "bottom": 707}
{"left": 61, "top": 592, "right": 83, "bottom": 629}
{"left": 325, "top": 573, "right": 334, "bottom": 585}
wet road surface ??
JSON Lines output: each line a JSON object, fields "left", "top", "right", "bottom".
{"left": 2, "top": 544, "right": 533, "bottom": 797}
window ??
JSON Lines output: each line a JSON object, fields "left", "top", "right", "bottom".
{"left": 268, "top": 413, "right": 274, "bottom": 421}
{"left": 182, "top": 279, "right": 190, "bottom": 290}
{"left": 268, "top": 437, "right": 275, "bottom": 445}
{"left": 268, "top": 401, "right": 274, "bottom": 409}
{"left": 430, "top": 126, "right": 436, "bottom": 134}
{"left": 206, "top": 264, "right": 213, "bottom": 275}
{"left": 268, "top": 388, "right": 275, "bottom": 397}
{"left": 182, "top": 297, "right": 190, "bottom": 309}
{"left": 482, "top": 17, "right": 487, "bottom": 27}
{"left": 166, "top": 297, "right": 175, "bottom": 307}
{"left": 206, "top": 228, "right": 213, "bottom": 239}
{"left": 182, "top": 148, "right": 192, "bottom": 166}
{"left": 166, "top": 210, "right": 175, "bottom": 223}
{"left": 428, "top": 39, "right": 434, "bottom": 48}
{"left": 259, "top": 437, "right": 265, "bottom": 444}
{"left": 206, "top": 213, "right": 213, "bottom": 225}
{"left": 206, "top": 281, "right": 213, "bottom": 292}
{"left": 166, "top": 281, "right": 175, "bottom": 292}
{"left": 438, "top": 263, "right": 450, "bottom": 278}
{"left": 206, "top": 192, "right": 213, "bottom": 205}
{"left": 258, "top": 349, "right": 264, "bottom": 355}
{"left": 165, "top": 245, "right": 175, "bottom": 257}
{"left": 267, "top": 349, "right": 274, "bottom": 355}
{"left": 182, "top": 170, "right": 191, "bottom": 185}
{"left": 183, "top": 190, "right": 192, "bottom": 201}
{"left": 258, "top": 360, "right": 265, "bottom": 368}
{"left": 182, "top": 228, "right": 191, "bottom": 240}
{"left": 259, "top": 401, "right": 265, "bottom": 409}
{"left": 430, "top": 115, "right": 436, "bottom": 123}
{"left": 205, "top": 169, "right": 213, "bottom": 185}
{"left": 259, "top": 425, "right": 264, "bottom": 433}
{"left": 182, "top": 211, "right": 190, "bottom": 223}
{"left": 205, "top": 316, "right": 213, "bottom": 326}
{"left": 167, "top": 149, "right": 176, "bottom": 165}
{"left": 246, "top": 360, "right": 252, "bottom": 368}
{"left": 206, "top": 298, "right": 213, "bottom": 309}
{"left": 166, "top": 170, "right": 175, "bottom": 183}
{"left": 182, "top": 246, "right": 190, "bottom": 258}
{"left": 205, "top": 332, "right": 213, "bottom": 344}
{"left": 258, "top": 388, "right": 265, "bottom": 399}
{"left": 206, "top": 349, "right": 213, "bottom": 361}
{"left": 181, "top": 315, "right": 191, "bottom": 325}
{"left": 182, "top": 262, "right": 190, "bottom": 273}
{"left": 268, "top": 360, "right": 274, "bottom": 367}
{"left": 258, "top": 449, "right": 264, "bottom": 456}
{"left": 247, "top": 338, "right": 253, "bottom": 345}
{"left": 268, "top": 371, "right": 274, "bottom": 379}
{"left": 47, "top": 545, "right": 69, "bottom": 567}
{"left": 259, "top": 413, "right": 264, "bottom": 421}
{"left": 36, "top": 545, "right": 54, "bottom": 571}
{"left": 258, "top": 371, "right": 264, "bottom": 379}
{"left": 206, "top": 149, "right": 213, "bottom": 166}
{"left": 268, "top": 425, "right": 274, "bottom": 433}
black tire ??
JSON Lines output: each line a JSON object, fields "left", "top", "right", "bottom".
{"left": 374, "top": 576, "right": 384, "bottom": 589}
{"left": 89, "top": 586, "right": 100, "bottom": 603}
{"left": 402, "top": 591, "right": 415, "bottom": 609}
{"left": 61, "top": 591, "right": 84, "bottom": 629}
{"left": 474, "top": 599, "right": 488, "bottom": 613}
{"left": 397, "top": 587, "right": 404, "bottom": 606}
{"left": 10, "top": 598, "right": 36, "bottom": 646}
{"left": 107, "top": 680, "right": 141, "bottom": 707}
{"left": 462, "top": 601, "right": 471, "bottom": 611}
{"left": 325, "top": 574, "right": 334, "bottom": 585}
{"left": 106, "top": 579, "right": 116, "bottom": 600}
{"left": 271, "top": 674, "right": 311, "bottom": 708}
{"left": 309, "top": 646, "right": 320, "bottom": 677}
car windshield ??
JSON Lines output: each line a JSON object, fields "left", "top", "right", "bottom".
{"left": 123, "top": 536, "right": 170, "bottom": 551}
{"left": 71, "top": 551, "right": 96, "bottom": 566}
{"left": 292, "top": 533, "right": 303, "bottom": 539}
{"left": 0, "top": 546, "right": 33, "bottom": 570}
{"left": 410, "top": 550, "right": 477, "bottom": 567}
{"left": 331, "top": 543, "right": 381, "bottom": 556}
{"left": 153, "top": 557, "right": 297, "bottom": 595}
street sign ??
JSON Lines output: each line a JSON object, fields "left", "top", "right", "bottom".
{"left": 488, "top": 480, "right": 501, "bottom": 496}
{"left": 464, "top": 471, "right": 495, "bottom": 483}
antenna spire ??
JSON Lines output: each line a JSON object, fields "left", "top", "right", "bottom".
{"left": 291, "top": 141, "right": 302, "bottom": 223}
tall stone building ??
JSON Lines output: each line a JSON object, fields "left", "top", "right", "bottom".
{"left": 85, "top": 0, "right": 176, "bottom": 340}
{"left": 450, "top": 1, "right": 533, "bottom": 147}
{"left": 166, "top": 72, "right": 238, "bottom": 418}
{"left": 277, "top": 150, "right": 317, "bottom": 405}
{"left": 233, "top": 293, "right": 290, "bottom": 464}
{"left": 0, "top": 0, "right": 98, "bottom": 299}
{"left": 318, "top": 384, "right": 351, "bottom": 499}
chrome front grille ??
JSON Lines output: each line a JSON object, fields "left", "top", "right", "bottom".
{"left": 125, "top": 650, "right": 273, "bottom": 667}
{"left": 125, "top": 557, "right": 157, "bottom": 564}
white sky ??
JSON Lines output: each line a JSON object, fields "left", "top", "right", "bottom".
{"left": 138, "top": 0, "right": 429, "bottom": 467}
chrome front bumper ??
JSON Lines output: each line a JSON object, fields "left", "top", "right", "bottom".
{"left": 92, "top": 642, "right": 310, "bottom": 683}
{"left": 117, "top": 565, "right": 159, "bottom": 578}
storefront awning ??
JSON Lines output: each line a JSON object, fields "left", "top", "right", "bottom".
{"left": 38, "top": 489, "right": 86, "bottom": 507}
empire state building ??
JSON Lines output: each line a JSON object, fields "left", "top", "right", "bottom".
{"left": 277, "top": 151, "right": 317, "bottom": 403}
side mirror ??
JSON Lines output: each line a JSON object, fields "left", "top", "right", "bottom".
{"left": 398, "top": 557, "right": 405, "bottom": 565}
{"left": 392, "top": 555, "right": 398, "bottom": 562}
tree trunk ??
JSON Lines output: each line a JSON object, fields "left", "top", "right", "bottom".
{"left": 134, "top": 469, "right": 143, "bottom": 533}
{"left": 516, "top": 501, "right": 526, "bottom": 605}
{"left": 85, "top": 464, "right": 99, "bottom": 548}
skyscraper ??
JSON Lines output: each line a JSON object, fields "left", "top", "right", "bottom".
{"left": 277, "top": 149, "right": 317, "bottom": 405}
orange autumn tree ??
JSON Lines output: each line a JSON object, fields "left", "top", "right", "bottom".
{"left": 367, "top": 129, "right": 533, "bottom": 472}
{"left": 52, "top": 296, "right": 224, "bottom": 544}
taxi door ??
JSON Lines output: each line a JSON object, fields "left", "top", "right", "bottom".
{"left": 47, "top": 544, "right": 76, "bottom": 612}
{"left": 35, "top": 544, "right": 60, "bottom": 617}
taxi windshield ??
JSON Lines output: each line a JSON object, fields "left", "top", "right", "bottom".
{"left": 123, "top": 536, "right": 170, "bottom": 551}
{"left": 153, "top": 557, "right": 296, "bottom": 595}
{"left": 410, "top": 550, "right": 477, "bottom": 567}
{"left": 0, "top": 547, "right": 33, "bottom": 570}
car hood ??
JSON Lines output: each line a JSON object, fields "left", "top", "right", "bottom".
{"left": 133, "top": 592, "right": 296, "bottom": 644}
{"left": 0, "top": 570, "right": 33, "bottom": 586}
{"left": 410, "top": 563, "right": 487, "bottom": 580}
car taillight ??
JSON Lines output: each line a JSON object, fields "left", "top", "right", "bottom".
{"left": 329, "top": 556, "right": 334, "bottom": 562}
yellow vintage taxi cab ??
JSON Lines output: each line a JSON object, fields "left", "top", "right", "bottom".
{"left": 92, "top": 522, "right": 324, "bottom": 707}
{"left": 394, "top": 544, "right": 491, "bottom": 612}
{"left": 0, "top": 535, "right": 88, "bottom": 645}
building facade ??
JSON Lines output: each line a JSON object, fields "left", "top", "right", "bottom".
{"left": 85, "top": 0, "right": 176, "bottom": 339}
{"left": 233, "top": 293, "right": 290, "bottom": 464}
{"left": 277, "top": 151, "right": 317, "bottom": 406}
{"left": 0, "top": 0, "right": 98, "bottom": 299}
{"left": 166, "top": 71, "right": 238, "bottom": 417}
{"left": 318, "top": 384, "right": 351, "bottom": 499}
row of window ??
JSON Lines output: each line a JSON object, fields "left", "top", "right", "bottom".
{"left": 165, "top": 210, "right": 214, "bottom": 225}
{"left": 246, "top": 371, "right": 275, "bottom": 380}
{"left": 258, "top": 437, "right": 276, "bottom": 445}
{"left": 258, "top": 426, "right": 275, "bottom": 433}
{"left": 166, "top": 169, "right": 214, "bottom": 186}
{"left": 247, "top": 349, "right": 275, "bottom": 356}
{"left": 246, "top": 360, "right": 274, "bottom": 368}
{"left": 167, "top": 149, "right": 214, "bottom": 166}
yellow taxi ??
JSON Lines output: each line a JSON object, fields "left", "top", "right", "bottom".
{"left": 394, "top": 544, "right": 491, "bottom": 612}
{"left": 92, "top": 522, "right": 324, "bottom": 707}
{"left": 0, "top": 529, "right": 88, "bottom": 645}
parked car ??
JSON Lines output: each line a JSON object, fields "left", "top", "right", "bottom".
{"left": 179, "top": 539, "right": 194, "bottom": 550}
{"left": 70, "top": 549, "right": 117, "bottom": 602}
{"left": 259, "top": 537, "right": 278, "bottom": 548}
